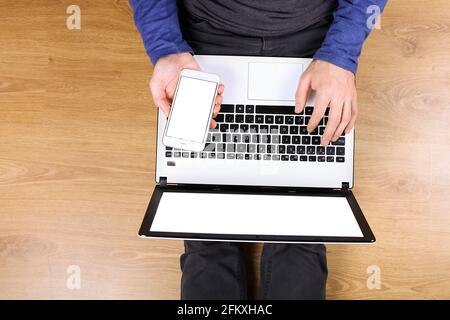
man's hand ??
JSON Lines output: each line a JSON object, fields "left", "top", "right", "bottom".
{"left": 295, "top": 60, "right": 357, "bottom": 145}
{"left": 150, "top": 52, "right": 225, "bottom": 128}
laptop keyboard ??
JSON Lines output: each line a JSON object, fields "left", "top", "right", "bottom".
{"left": 164, "top": 104, "right": 346, "bottom": 162}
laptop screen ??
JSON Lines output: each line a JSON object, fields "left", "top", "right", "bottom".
{"left": 149, "top": 192, "right": 364, "bottom": 238}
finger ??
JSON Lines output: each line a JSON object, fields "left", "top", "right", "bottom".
{"left": 345, "top": 93, "right": 358, "bottom": 134}
{"left": 295, "top": 74, "right": 311, "bottom": 113}
{"left": 209, "top": 118, "right": 217, "bottom": 129}
{"left": 321, "top": 100, "right": 343, "bottom": 146}
{"left": 332, "top": 99, "right": 352, "bottom": 141}
{"left": 307, "top": 93, "right": 330, "bottom": 132}
{"left": 217, "top": 83, "right": 225, "bottom": 96}
{"left": 151, "top": 87, "right": 171, "bottom": 117}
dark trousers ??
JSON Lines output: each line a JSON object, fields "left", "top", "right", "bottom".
{"left": 178, "top": 13, "right": 331, "bottom": 300}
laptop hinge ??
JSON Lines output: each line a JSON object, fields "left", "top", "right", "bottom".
{"left": 159, "top": 176, "right": 168, "bottom": 187}
{"left": 341, "top": 182, "right": 350, "bottom": 193}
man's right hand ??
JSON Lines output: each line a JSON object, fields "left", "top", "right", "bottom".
{"left": 149, "top": 52, "right": 224, "bottom": 128}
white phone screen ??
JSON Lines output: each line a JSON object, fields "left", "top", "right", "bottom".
{"left": 166, "top": 75, "right": 217, "bottom": 143}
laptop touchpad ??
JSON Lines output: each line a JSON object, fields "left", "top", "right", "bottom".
{"left": 248, "top": 62, "right": 303, "bottom": 101}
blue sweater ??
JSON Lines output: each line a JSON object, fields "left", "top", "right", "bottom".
{"left": 130, "top": 0, "right": 387, "bottom": 74}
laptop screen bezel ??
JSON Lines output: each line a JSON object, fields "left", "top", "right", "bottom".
{"left": 138, "top": 185, "right": 375, "bottom": 243}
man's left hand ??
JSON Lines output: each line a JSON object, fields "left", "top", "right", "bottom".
{"left": 295, "top": 60, "right": 357, "bottom": 146}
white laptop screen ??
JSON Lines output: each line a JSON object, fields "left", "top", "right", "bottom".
{"left": 149, "top": 192, "right": 364, "bottom": 238}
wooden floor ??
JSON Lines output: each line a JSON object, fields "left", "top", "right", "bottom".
{"left": 1, "top": 0, "right": 449, "bottom": 299}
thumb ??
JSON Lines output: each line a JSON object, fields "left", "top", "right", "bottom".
{"left": 150, "top": 83, "right": 171, "bottom": 117}
{"left": 295, "top": 73, "right": 311, "bottom": 114}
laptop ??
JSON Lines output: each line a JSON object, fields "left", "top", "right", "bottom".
{"left": 139, "top": 55, "right": 375, "bottom": 244}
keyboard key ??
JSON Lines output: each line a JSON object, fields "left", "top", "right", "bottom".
{"left": 236, "top": 104, "right": 245, "bottom": 113}
{"left": 337, "top": 147, "right": 345, "bottom": 155}
{"left": 272, "top": 135, "right": 280, "bottom": 144}
{"left": 269, "top": 125, "right": 278, "bottom": 134}
{"left": 208, "top": 153, "right": 216, "bottom": 159}
{"left": 332, "top": 137, "right": 345, "bottom": 145}
{"left": 217, "top": 153, "right": 225, "bottom": 159}
{"left": 285, "top": 116, "right": 294, "bottom": 124}
{"left": 236, "top": 153, "right": 244, "bottom": 160}
{"left": 287, "top": 145, "right": 295, "bottom": 154}
{"left": 220, "top": 123, "right": 229, "bottom": 132}
{"left": 265, "top": 115, "right": 274, "bottom": 124}
{"left": 215, "top": 113, "right": 224, "bottom": 122}
{"left": 278, "top": 145, "right": 286, "bottom": 154}
{"left": 240, "top": 124, "right": 249, "bottom": 132}
{"left": 205, "top": 143, "right": 216, "bottom": 152}
{"left": 260, "top": 134, "right": 270, "bottom": 143}
{"left": 295, "top": 116, "right": 304, "bottom": 125}
{"left": 263, "top": 154, "right": 271, "bottom": 160}
{"left": 300, "top": 126, "right": 308, "bottom": 135}
{"left": 302, "top": 136, "right": 311, "bottom": 145}
{"left": 216, "top": 143, "right": 225, "bottom": 152}
{"left": 255, "top": 115, "right": 264, "bottom": 123}
{"left": 246, "top": 105, "right": 254, "bottom": 113}
{"left": 319, "top": 126, "right": 326, "bottom": 135}
{"left": 317, "top": 146, "right": 325, "bottom": 155}
{"left": 220, "top": 104, "right": 234, "bottom": 113}
{"left": 226, "top": 144, "right": 236, "bottom": 152}
{"left": 230, "top": 124, "right": 239, "bottom": 131}
{"left": 326, "top": 156, "right": 334, "bottom": 162}
{"left": 249, "top": 124, "right": 258, "bottom": 133}
{"left": 300, "top": 155, "right": 307, "bottom": 161}
{"left": 318, "top": 156, "right": 325, "bottom": 162}
{"left": 307, "top": 146, "right": 316, "bottom": 155}
{"left": 312, "top": 136, "right": 321, "bottom": 145}
{"left": 292, "top": 136, "right": 301, "bottom": 144}
{"left": 190, "top": 152, "right": 198, "bottom": 158}
{"left": 245, "top": 154, "right": 252, "bottom": 160}
{"left": 296, "top": 145, "right": 306, "bottom": 154}
{"left": 182, "top": 152, "right": 189, "bottom": 158}
{"left": 290, "top": 126, "right": 299, "bottom": 135}
{"left": 310, "top": 127, "right": 319, "bottom": 135}
{"left": 225, "top": 114, "right": 235, "bottom": 123}
{"left": 247, "top": 144, "right": 256, "bottom": 153}
{"left": 275, "top": 116, "right": 284, "bottom": 124}
{"left": 257, "top": 144, "right": 266, "bottom": 153}
{"left": 305, "top": 116, "right": 311, "bottom": 125}
{"left": 245, "top": 115, "right": 254, "bottom": 123}
{"left": 326, "top": 146, "right": 335, "bottom": 155}
{"left": 280, "top": 126, "right": 289, "bottom": 134}
{"left": 227, "top": 153, "right": 236, "bottom": 159}
{"left": 282, "top": 135, "right": 291, "bottom": 144}
{"left": 254, "top": 154, "right": 262, "bottom": 160}
{"left": 235, "top": 114, "right": 245, "bottom": 123}
{"left": 309, "top": 155, "right": 317, "bottom": 162}
{"left": 200, "top": 152, "right": 207, "bottom": 158}
{"left": 290, "top": 155, "right": 298, "bottom": 161}
{"left": 165, "top": 146, "right": 173, "bottom": 151}
{"left": 260, "top": 125, "right": 269, "bottom": 133}
{"left": 237, "top": 144, "right": 246, "bottom": 153}
{"left": 212, "top": 133, "right": 221, "bottom": 142}
{"left": 256, "top": 105, "right": 296, "bottom": 114}
{"left": 281, "top": 155, "right": 289, "bottom": 161}
{"left": 272, "top": 155, "right": 281, "bottom": 161}
{"left": 305, "top": 106, "right": 314, "bottom": 115}
{"left": 336, "top": 156, "right": 345, "bottom": 162}
{"left": 165, "top": 152, "right": 172, "bottom": 157}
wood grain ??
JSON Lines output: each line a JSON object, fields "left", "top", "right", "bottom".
{"left": 0, "top": 0, "right": 449, "bottom": 299}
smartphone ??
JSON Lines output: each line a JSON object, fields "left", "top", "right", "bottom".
{"left": 163, "top": 69, "right": 220, "bottom": 152}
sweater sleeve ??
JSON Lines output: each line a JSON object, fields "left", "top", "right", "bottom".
{"left": 129, "top": 0, "right": 193, "bottom": 64}
{"left": 313, "top": 0, "right": 388, "bottom": 74}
